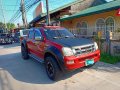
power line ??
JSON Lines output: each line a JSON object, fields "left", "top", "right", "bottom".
{"left": 13, "top": 0, "right": 19, "bottom": 13}
{"left": 9, "top": 0, "right": 41, "bottom": 23}
{"left": 8, "top": 0, "right": 20, "bottom": 23}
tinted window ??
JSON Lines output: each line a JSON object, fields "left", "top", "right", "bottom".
{"left": 23, "top": 30, "right": 29, "bottom": 35}
{"left": 28, "top": 31, "right": 34, "bottom": 39}
{"left": 34, "top": 30, "right": 42, "bottom": 38}
{"left": 45, "top": 30, "right": 60, "bottom": 39}
{"left": 44, "top": 29, "right": 74, "bottom": 39}
{"left": 58, "top": 30, "right": 74, "bottom": 37}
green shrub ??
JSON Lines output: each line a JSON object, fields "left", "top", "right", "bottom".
{"left": 100, "top": 53, "right": 120, "bottom": 64}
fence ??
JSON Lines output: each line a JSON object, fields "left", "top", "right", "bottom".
{"left": 68, "top": 28, "right": 120, "bottom": 39}
{"left": 68, "top": 28, "right": 120, "bottom": 56}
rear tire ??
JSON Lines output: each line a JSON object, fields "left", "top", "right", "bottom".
{"left": 45, "top": 56, "right": 61, "bottom": 81}
{"left": 21, "top": 45, "right": 29, "bottom": 60}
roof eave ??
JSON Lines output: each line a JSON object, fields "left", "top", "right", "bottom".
{"left": 60, "top": 6, "right": 120, "bottom": 21}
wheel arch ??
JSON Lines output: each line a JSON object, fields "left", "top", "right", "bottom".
{"left": 44, "top": 51, "right": 62, "bottom": 70}
{"left": 21, "top": 40, "right": 29, "bottom": 53}
{"left": 44, "top": 47, "right": 66, "bottom": 72}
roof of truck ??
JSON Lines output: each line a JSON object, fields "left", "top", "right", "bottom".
{"left": 30, "top": 26, "right": 65, "bottom": 31}
{"left": 44, "top": 26, "right": 65, "bottom": 30}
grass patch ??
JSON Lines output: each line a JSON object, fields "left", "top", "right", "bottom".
{"left": 100, "top": 53, "right": 120, "bottom": 64}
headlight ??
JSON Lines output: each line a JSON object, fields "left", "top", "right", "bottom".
{"left": 62, "top": 47, "right": 74, "bottom": 56}
{"left": 94, "top": 42, "right": 98, "bottom": 50}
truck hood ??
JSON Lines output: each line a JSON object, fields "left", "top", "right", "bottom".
{"left": 52, "top": 37, "right": 94, "bottom": 47}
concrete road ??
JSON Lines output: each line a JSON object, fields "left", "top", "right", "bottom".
{"left": 0, "top": 43, "right": 120, "bottom": 90}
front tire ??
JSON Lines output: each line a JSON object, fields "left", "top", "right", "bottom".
{"left": 21, "top": 45, "right": 29, "bottom": 60}
{"left": 45, "top": 56, "right": 61, "bottom": 81}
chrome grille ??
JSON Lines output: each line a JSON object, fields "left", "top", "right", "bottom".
{"left": 73, "top": 44, "right": 95, "bottom": 55}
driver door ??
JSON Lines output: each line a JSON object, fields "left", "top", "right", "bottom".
{"left": 33, "top": 29, "right": 45, "bottom": 59}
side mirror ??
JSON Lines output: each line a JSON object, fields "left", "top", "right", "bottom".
{"left": 35, "top": 36, "right": 43, "bottom": 41}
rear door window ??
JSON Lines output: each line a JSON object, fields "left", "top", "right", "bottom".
{"left": 34, "top": 29, "right": 42, "bottom": 38}
{"left": 28, "top": 30, "right": 34, "bottom": 39}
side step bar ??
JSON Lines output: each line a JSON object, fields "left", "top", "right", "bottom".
{"left": 29, "top": 54, "right": 44, "bottom": 63}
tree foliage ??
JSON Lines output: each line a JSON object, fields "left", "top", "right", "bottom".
{"left": 0, "top": 22, "right": 15, "bottom": 30}
{"left": 0, "top": 22, "right": 5, "bottom": 29}
{"left": 7, "top": 23, "right": 15, "bottom": 30}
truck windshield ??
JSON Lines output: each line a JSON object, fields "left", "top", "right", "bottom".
{"left": 45, "top": 29, "right": 74, "bottom": 39}
{"left": 23, "top": 30, "right": 29, "bottom": 36}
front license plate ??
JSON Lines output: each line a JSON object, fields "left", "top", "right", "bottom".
{"left": 85, "top": 59, "right": 94, "bottom": 66}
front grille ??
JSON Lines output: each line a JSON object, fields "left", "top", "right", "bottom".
{"left": 73, "top": 44, "right": 95, "bottom": 55}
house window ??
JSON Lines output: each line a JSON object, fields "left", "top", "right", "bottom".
{"left": 106, "top": 17, "right": 115, "bottom": 32}
{"left": 76, "top": 23, "right": 81, "bottom": 28}
{"left": 81, "top": 22, "right": 88, "bottom": 35}
{"left": 76, "top": 23, "right": 81, "bottom": 34}
{"left": 96, "top": 18, "right": 105, "bottom": 35}
{"left": 96, "top": 19, "right": 105, "bottom": 31}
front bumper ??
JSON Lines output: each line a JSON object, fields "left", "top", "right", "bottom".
{"left": 64, "top": 50, "right": 100, "bottom": 70}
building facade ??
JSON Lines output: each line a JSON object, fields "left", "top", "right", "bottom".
{"left": 30, "top": 0, "right": 106, "bottom": 26}
{"left": 60, "top": 0, "right": 120, "bottom": 55}
{"left": 61, "top": 10, "right": 120, "bottom": 36}
{"left": 60, "top": 1, "right": 120, "bottom": 37}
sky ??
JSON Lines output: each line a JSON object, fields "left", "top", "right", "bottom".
{"left": 0, "top": 0, "right": 113, "bottom": 26}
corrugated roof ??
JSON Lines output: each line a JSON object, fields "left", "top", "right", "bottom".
{"left": 60, "top": 0, "right": 120, "bottom": 21}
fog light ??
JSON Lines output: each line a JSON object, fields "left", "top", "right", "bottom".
{"left": 66, "top": 60, "right": 75, "bottom": 65}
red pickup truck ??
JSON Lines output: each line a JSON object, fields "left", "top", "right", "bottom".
{"left": 21, "top": 26, "right": 100, "bottom": 80}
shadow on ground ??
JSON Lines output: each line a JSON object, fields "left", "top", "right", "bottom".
{"left": 91, "top": 61, "right": 120, "bottom": 73}
{"left": 0, "top": 52, "right": 84, "bottom": 84}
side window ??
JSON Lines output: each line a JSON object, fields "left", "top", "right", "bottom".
{"left": 28, "top": 31, "right": 34, "bottom": 39}
{"left": 34, "top": 30, "right": 42, "bottom": 38}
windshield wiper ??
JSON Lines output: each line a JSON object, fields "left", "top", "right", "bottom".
{"left": 64, "top": 36, "right": 75, "bottom": 38}
{"left": 64, "top": 36, "right": 70, "bottom": 38}
{"left": 53, "top": 36, "right": 73, "bottom": 39}
{"left": 53, "top": 37, "right": 60, "bottom": 39}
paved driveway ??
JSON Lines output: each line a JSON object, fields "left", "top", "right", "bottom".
{"left": 0, "top": 44, "right": 120, "bottom": 90}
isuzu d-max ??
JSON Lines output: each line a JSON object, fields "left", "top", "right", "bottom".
{"left": 21, "top": 26, "right": 100, "bottom": 80}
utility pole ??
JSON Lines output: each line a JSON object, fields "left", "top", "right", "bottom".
{"left": 20, "top": 0, "right": 27, "bottom": 28}
{"left": 0, "top": 0, "right": 7, "bottom": 32}
{"left": 46, "top": 0, "right": 50, "bottom": 25}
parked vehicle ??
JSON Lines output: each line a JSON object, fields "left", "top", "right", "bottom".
{"left": 14, "top": 32, "right": 20, "bottom": 43}
{"left": 0, "top": 29, "right": 3, "bottom": 34}
{"left": 21, "top": 26, "right": 100, "bottom": 80}
{"left": 20, "top": 29, "right": 29, "bottom": 42}
{"left": 0, "top": 33, "right": 12, "bottom": 44}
